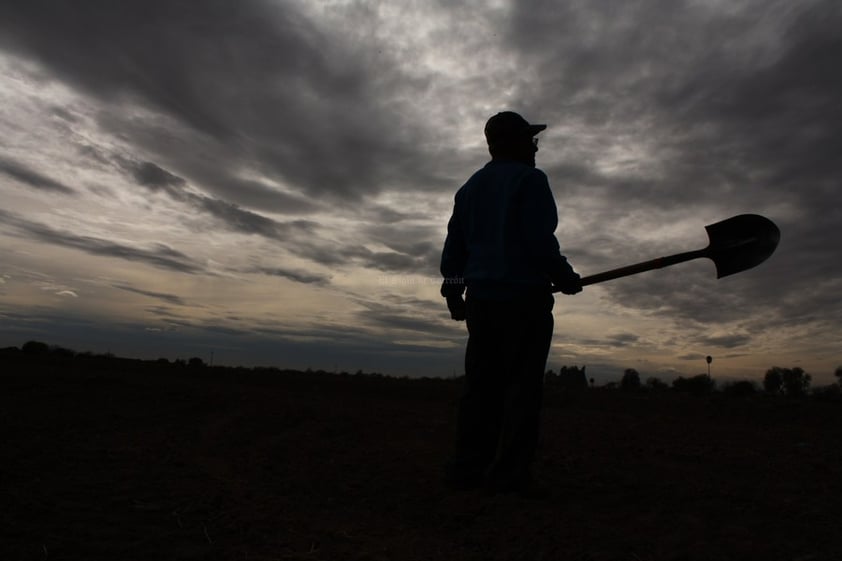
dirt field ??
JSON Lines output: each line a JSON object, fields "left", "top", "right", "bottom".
{"left": 3, "top": 353, "right": 842, "bottom": 560}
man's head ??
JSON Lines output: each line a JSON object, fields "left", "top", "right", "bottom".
{"left": 484, "top": 111, "right": 546, "bottom": 166}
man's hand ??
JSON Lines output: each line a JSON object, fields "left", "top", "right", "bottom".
{"left": 446, "top": 295, "right": 466, "bottom": 321}
{"left": 554, "top": 273, "right": 583, "bottom": 295}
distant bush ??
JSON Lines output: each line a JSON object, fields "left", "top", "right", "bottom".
{"left": 546, "top": 365, "right": 588, "bottom": 392}
{"left": 673, "top": 374, "right": 715, "bottom": 395}
{"left": 721, "top": 380, "right": 758, "bottom": 398}
{"left": 188, "top": 357, "right": 206, "bottom": 368}
{"left": 763, "top": 368, "right": 783, "bottom": 395}
{"left": 22, "top": 340, "right": 50, "bottom": 355}
{"left": 621, "top": 368, "right": 641, "bottom": 391}
{"left": 646, "top": 377, "right": 669, "bottom": 391}
{"left": 49, "top": 345, "right": 76, "bottom": 359}
{"left": 782, "top": 367, "right": 811, "bottom": 398}
{"left": 765, "top": 367, "right": 811, "bottom": 398}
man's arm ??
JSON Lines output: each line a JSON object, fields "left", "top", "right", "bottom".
{"left": 440, "top": 196, "right": 468, "bottom": 319}
{"left": 518, "top": 170, "right": 582, "bottom": 294}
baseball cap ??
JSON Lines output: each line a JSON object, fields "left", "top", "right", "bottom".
{"left": 484, "top": 111, "right": 546, "bottom": 148}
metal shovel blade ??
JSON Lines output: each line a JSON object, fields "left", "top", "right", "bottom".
{"left": 559, "top": 214, "right": 781, "bottom": 289}
{"left": 704, "top": 214, "right": 781, "bottom": 278}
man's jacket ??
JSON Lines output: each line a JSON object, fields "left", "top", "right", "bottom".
{"left": 440, "top": 160, "right": 577, "bottom": 300}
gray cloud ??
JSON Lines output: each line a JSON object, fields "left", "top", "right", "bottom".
{"left": 606, "top": 332, "right": 640, "bottom": 348}
{"left": 0, "top": 0, "right": 449, "bottom": 204}
{"left": 195, "top": 197, "right": 293, "bottom": 238}
{"left": 692, "top": 333, "right": 753, "bottom": 349}
{"left": 358, "top": 308, "right": 446, "bottom": 335}
{"left": 496, "top": 0, "right": 842, "bottom": 345}
{"left": 111, "top": 156, "right": 322, "bottom": 241}
{"left": 111, "top": 156, "right": 428, "bottom": 279}
{"left": 509, "top": 1, "right": 841, "bottom": 208}
{"left": 677, "top": 352, "right": 707, "bottom": 362}
{"left": 114, "top": 158, "right": 401, "bottom": 278}
{"left": 348, "top": 293, "right": 461, "bottom": 346}
{"left": 209, "top": 177, "right": 321, "bottom": 215}
{"left": 250, "top": 266, "right": 330, "bottom": 285}
{"left": 0, "top": 156, "right": 75, "bottom": 194}
{"left": 259, "top": 229, "right": 438, "bottom": 276}
{"left": 364, "top": 223, "right": 442, "bottom": 274}
{"left": 129, "top": 161, "right": 186, "bottom": 191}
{"left": 0, "top": 209, "right": 203, "bottom": 274}
{"left": 0, "top": 0, "right": 476, "bottom": 280}
{"left": 113, "top": 283, "right": 187, "bottom": 306}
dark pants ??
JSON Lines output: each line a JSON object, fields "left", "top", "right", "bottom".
{"left": 447, "top": 292, "right": 554, "bottom": 491}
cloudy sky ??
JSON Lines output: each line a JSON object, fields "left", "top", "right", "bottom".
{"left": 1, "top": 0, "right": 840, "bottom": 383}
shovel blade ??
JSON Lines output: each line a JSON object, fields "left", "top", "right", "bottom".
{"left": 705, "top": 214, "right": 780, "bottom": 278}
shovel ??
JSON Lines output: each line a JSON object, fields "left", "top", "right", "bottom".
{"left": 556, "top": 214, "right": 780, "bottom": 289}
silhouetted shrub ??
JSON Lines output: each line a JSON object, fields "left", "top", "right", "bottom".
{"left": 188, "top": 357, "right": 206, "bottom": 368}
{"left": 721, "top": 380, "right": 757, "bottom": 398}
{"left": 835, "top": 366, "right": 842, "bottom": 386}
{"left": 547, "top": 365, "right": 588, "bottom": 392}
{"left": 0, "top": 346, "right": 21, "bottom": 357}
{"left": 22, "top": 340, "right": 50, "bottom": 355}
{"left": 646, "top": 377, "right": 669, "bottom": 391}
{"left": 621, "top": 368, "right": 641, "bottom": 391}
{"left": 782, "top": 367, "right": 811, "bottom": 398}
{"left": 673, "top": 374, "right": 715, "bottom": 395}
{"left": 764, "top": 368, "right": 783, "bottom": 395}
{"left": 49, "top": 345, "right": 76, "bottom": 359}
{"left": 765, "top": 366, "right": 811, "bottom": 397}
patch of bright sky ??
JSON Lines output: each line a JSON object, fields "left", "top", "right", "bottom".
{"left": 0, "top": 64, "right": 87, "bottom": 204}
{"left": 2, "top": 55, "right": 181, "bottom": 241}
{"left": 297, "top": 0, "right": 516, "bottom": 144}
{"left": 0, "top": 60, "right": 355, "bottom": 338}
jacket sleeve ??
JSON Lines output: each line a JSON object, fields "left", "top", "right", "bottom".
{"left": 518, "top": 170, "right": 577, "bottom": 284}
{"left": 440, "top": 193, "right": 467, "bottom": 297}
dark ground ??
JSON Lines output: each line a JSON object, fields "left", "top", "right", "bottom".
{"left": 3, "top": 353, "right": 842, "bottom": 561}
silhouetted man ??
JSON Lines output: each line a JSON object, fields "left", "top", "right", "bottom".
{"left": 440, "top": 111, "right": 582, "bottom": 495}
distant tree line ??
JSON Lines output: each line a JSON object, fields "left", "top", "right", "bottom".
{"left": 13, "top": 340, "right": 208, "bottom": 367}
{"left": 545, "top": 360, "right": 842, "bottom": 400}
{"left": 2, "top": 340, "right": 395, "bottom": 380}
{"left": 545, "top": 365, "right": 589, "bottom": 391}
{"left": 5, "top": 341, "right": 842, "bottom": 400}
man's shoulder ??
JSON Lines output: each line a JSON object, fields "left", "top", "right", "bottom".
{"left": 456, "top": 162, "right": 548, "bottom": 200}
{"left": 468, "top": 161, "right": 547, "bottom": 181}
{"left": 455, "top": 165, "right": 492, "bottom": 196}
{"left": 490, "top": 161, "right": 547, "bottom": 179}
{"left": 522, "top": 166, "right": 549, "bottom": 183}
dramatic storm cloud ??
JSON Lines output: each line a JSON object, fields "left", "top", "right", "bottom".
{"left": 1, "top": 0, "right": 839, "bottom": 382}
